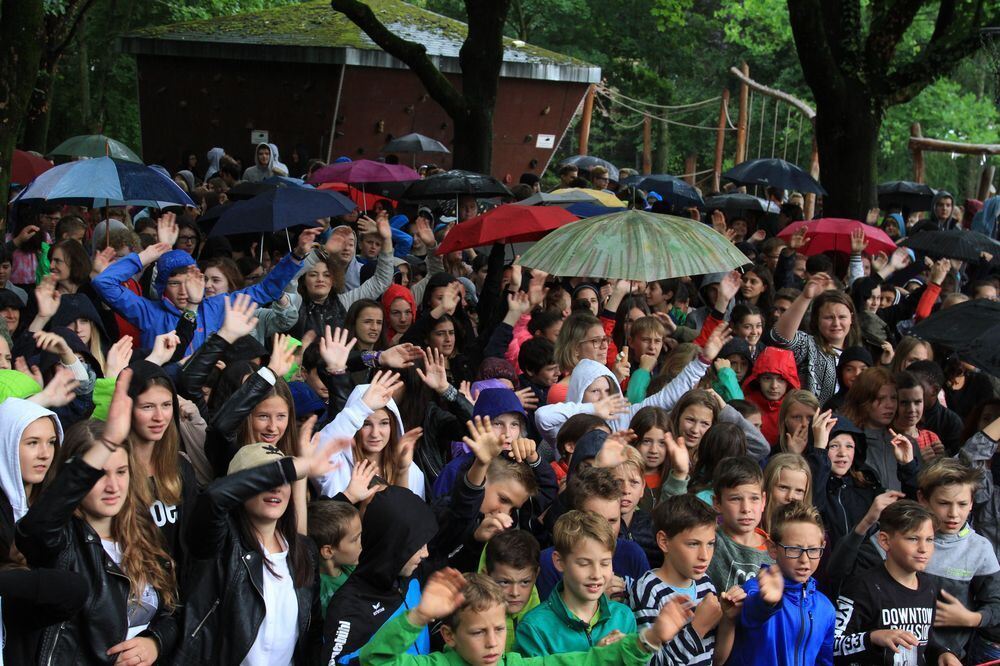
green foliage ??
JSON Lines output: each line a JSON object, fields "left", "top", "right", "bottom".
{"left": 165, "top": 0, "right": 304, "bottom": 21}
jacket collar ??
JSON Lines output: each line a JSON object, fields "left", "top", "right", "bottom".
{"left": 547, "top": 581, "right": 611, "bottom": 629}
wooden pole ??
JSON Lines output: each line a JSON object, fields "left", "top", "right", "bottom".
{"left": 642, "top": 115, "right": 652, "bottom": 175}
{"left": 978, "top": 164, "right": 996, "bottom": 201}
{"left": 684, "top": 154, "right": 697, "bottom": 185}
{"left": 729, "top": 65, "right": 815, "bottom": 120}
{"left": 804, "top": 138, "right": 819, "bottom": 219}
{"left": 713, "top": 89, "right": 729, "bottom": 192}
{"left": 911, "top": 122, "right": 925, "bottom": 184}
{"left": 735, "top": 62, "right": 750, "bottom": 164}
{"left": 578, "top": 85, "right": 596, "bottom": 157}
{"left": 908, "top": 136, "right": 1000, "bottom": 156}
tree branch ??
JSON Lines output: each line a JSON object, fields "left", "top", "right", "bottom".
{"left": 864, "top": 0, "right": 923, "bottom": 77}
{"left": 328, "top": 0, "right": 467, "bottom": 116}
{"left": 787, "top": 0, "right": 847, "bottom": 103}
{"left": 47, "top": 0, "right": 96, "bottom": 59}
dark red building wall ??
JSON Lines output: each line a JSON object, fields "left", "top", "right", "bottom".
{"left": 135, "top": 54, "right": 587, "bottom": 180}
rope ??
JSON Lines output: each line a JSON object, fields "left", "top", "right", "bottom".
{"left": 724, "top": 98, "right": 738, "bottom": 130}
{"left": 782, "top": 106, "right": 792, "bottom": 160}
{"left": 746, "top": 92, "right": 754, "bottom": 158}
{"left": 756, "top": 96, "right": 767, "bottom": 159}
{"left": 596, "top": 84, "right": 721, "bottom": 112}
{"left": 795, "top": 113, "right": 803, "bottom": 165}
{"left": 771, "top": 99, "right": 779, "bottom": 158}
{"left": 595, "top": 96, "right": 648, "bottom": 130}
{"left": 595, "top": 89, "right": 736, "bottom": 131}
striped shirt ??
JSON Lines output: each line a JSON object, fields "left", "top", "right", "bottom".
{"left": 628, "top": 570, "right": 716, "bottom": 666}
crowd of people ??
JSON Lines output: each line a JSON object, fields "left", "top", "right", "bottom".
{"left": 2, "top": 143, "right": 1000, "bottom": 666}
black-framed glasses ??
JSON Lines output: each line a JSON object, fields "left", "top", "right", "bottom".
{"left": 775, "top": 543, "right": 824, "bottom": 559}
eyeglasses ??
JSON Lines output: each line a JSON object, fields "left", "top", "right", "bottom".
{"left": 775, "top": 543, "right": 825, "bottom": 559}
{"left": 177, "top": 235, "right": 197, "bottom": 243}
{"left": 580, "top": 336, "right": 612, "bottom": 348}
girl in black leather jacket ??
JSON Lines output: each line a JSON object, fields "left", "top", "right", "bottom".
{"left": 176, "top": 419, "right": 337, "bottom": 665}
{"left": 16, "top": 372, "right": 179, "bottom": 665}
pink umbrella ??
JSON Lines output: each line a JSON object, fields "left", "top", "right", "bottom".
{"left": 778, "top": 218, "right": 897, "bottom": 256}
{"left": 309, "top": 159, "right": 419, "bottom": 185}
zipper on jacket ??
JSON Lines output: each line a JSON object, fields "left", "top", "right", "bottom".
{"left": 584, "top": 627, "right": 593, "bottom": 647}
{"left": 45, "top": 622, "right": 64, "bottom": 666}
{"left": 794, "top": 586, "right": 808, "bottom": 666}
{"left": 191, "top": 599, "right": 220, "bottom": 638}
{"left": 836, "top": 485, "right": 849, "bottom": 537}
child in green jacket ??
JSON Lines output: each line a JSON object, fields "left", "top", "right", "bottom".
{"left": 358, "top": 568, "right": 694, "bottom": 666}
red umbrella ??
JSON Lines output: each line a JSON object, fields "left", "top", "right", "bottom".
{"left": 317, "top": 182, "right": 396, "bottom": 211}
{"left": 12, "top": 149, "right": 52, "bottom": 184}
{"left": 778, "top": 218, "right": 896, "bottom": 256}
{"left": 436, "top": 204, "right": 579, "bottom": 255}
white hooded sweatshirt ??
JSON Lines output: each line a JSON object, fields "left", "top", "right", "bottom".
{"left": 0, "top": 398, "right": 63, "bottom": 524}
{"left": 313, "top": 384, "right": 425, "bottom": 499}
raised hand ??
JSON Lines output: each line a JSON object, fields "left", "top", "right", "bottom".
{"left": 645, "top": 596, "right": 696, "bottom": 648}
{"left": 267, "top": 333, "right": 298, "bottom": 379}
{"left": 591, "top": 394, "right": 630, "bottom": 421}
{"left": 344, "top": 459, "right": 384, "bottom": 504}
{"left": 296, "top": 227, "right": 322, "bottom": 257}
{"left": 811, "top": 409, "right": 836, "bottom": 450}
{"left": 879, "top": 340, "right": 895, "bottom": 366}
{"left": 412, "top": 568, "right": 466, "bottom": 625}
{"left": 28, "top": 365, "right": 79, "bottom": 408}
{"left": 318, "top": 325, "right": 357, "bottom": 374}
{"left": 411, "top": 216, "right": 436, "bottom": 249}
{"left": 296, "top": 415, "right": 351, "bottom": 479}
{"left": 717, "top": 271, "right": 742, "bottom": 308}
{"left": 888, "top": 429, "right": 914, "bottom": 464}
{"left": 613, "top": 346, "right": 631, "bottom": 382}
{"left": 473, "top": 511, "right": 514, "bottom": 543}
{"left": 509, "top": 437, "right": 539, "bottom": 464}
{"left": 605, "top": 575, "right": 626, "bottom": 600}
{"left": 13, "top": 225, "right": 39, "bottom": 248}
{"left": 784, "top": 421, "right": 809, "bottom": 455}
{"left": 594, "top": 432, "right": 630, "bottom": 468}
{"left": 508, "top": 256, "right": 523, "bottom": 292}
{"left": 415, "top": 347, "right": 449, "bottom": 394}
{"left": 138, "top": 242, "right": 173, "bottom": 267}
{"left": 16, "top": 356, "right": 45, "bottom": 388}
{"left": 33, "top": 330, "right": 74, "bottom": 364}
{"left": 219, "top": 293, "right": 260, "bottom": 343}
{"left": 356, "top": 215, "right": 378, "bottom": 237}
{"left": 929, "top": 257, "right": 951, "bottom": 285}
{"left": 527, "top": 271, "right": 549, "bottom": 309}
{"left": 361, "top": 371, "right": 402, "bottom": 411}
{"left": 711, "top": 209, "right": 727, "bottom": 234}
{"left": 859, "top": 490, "right": 906, "bottom": 533}
{"left": 157, "top": 212, "right": 179, "bottom": 246}
{"left": 396, "top": 427, "right": 423, "bottom": 470}
{"left": 104, "top": 337, "right": 134, "bottom": 379}
{"left": 102, "top": 368, "right": 134, "bottom": 448}
{"left": 865, "top": 207, "right": 880, "bottom": 226}
{"left": 147, "top": 331, "right": 181, "bottom": 366}
{"left": 463, "top": 416, "right": 504, "bottom": 464}
{"left": 757, "top": 565, "right": 784, "bottom": 605}
{"left": 434, "top": 282, "right": 462, "bottom": 317}
{"left": 514, "top": 386, "right": 539, "bottom": 411}
{"left": 849, "top": 227, "right": 868, "bottom": 255}
{"left": 459, "top": 380, "right": 475, "bottom": 405}
{"left": 701, "top": 323, "right": 733, "bottom": 361}
{"left": 665, "top": 432, "right": 690, "bottom": 477}
{"left": 889, "top": 247, "right": 912, "bottom": 271}
{"left": 379, "top": 342, "right": 421, "bottom": 369}
{"left": 802, "top": 272, "right": 833, "bottom": 300}
{"left": 691, "top": 592, "right": 724, "bottom": 637}
{"left": 324, "top": 227, "right": 350, "bottom": 258}
{"left": 720, "top": 585, "right": 747, "bottom": 620}
{"left": 183, "top": 267, "right": 205, "bottom": 306}
{"left": 749, "top": 228, "right": 767, "bottom": 243}
{"left": 506, "top": 290, "right": 532, "bottom": 320}
{"left": 788, "top": 226, "right": 810, "bottom": 251}
{"left": 34, "top": 276, "right": 61, "bottom": 318}
{"left": 91, "top": 247, "right": 117, "bottom": 275}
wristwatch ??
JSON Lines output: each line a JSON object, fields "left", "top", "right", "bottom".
{"left": 182, "top": 309, "right": 197, "bottom": 323}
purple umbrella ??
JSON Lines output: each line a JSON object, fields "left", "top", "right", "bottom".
{"left": 309, "top": 159, "right": 419, "bottom": 185}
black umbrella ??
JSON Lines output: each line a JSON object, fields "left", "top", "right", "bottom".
{"left": 559, "top": 155, "right": 620, "bottom": 182}
{"left": 226, "top": 181, "right": 279, "bottom": 201}
{"left": 210, "top": 187, "right": 355, "bottom": 238}
{"left": 635, "top": 174, "right": 705, "bottom": 210}
{"left": 899, "top": 229, "right": 1000, "bottom": 263}
{"left": 704, "top": 193, "right": 779, "bottom": 215}
{"left": 911, "top": 299, "right": 1000, "bottom": 376}
{"left": 722, "top": 158, "right": 827, "bottom": 195}
{"left": 383, "top": 132, "right": 450, "bottom": 154}
{"left": 401, "top": 169, "right": 513, "bottom": 200}
{"left": 196, "top": 202, "right": 232, "bottom": 235}
{"left": 877, "top": 181, "right": 935, "bottom": 213}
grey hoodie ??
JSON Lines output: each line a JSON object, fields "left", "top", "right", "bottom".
{"left": 0, "top": 398, "right": 63, "bottom": 524}
{"left": 313, "top": 383, "right": 425, "bottom": 499}
{"left": 242, "top": 142, "right": 275, "bottom": 183}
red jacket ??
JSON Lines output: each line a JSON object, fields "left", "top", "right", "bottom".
{"left": 742, "top": 346, "right": 800, "bottom": 445}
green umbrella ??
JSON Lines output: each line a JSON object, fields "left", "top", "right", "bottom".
{"left": 47, "top": 134, "right": 142, "bottom": 163}
{"left": 517, "top": 209, "right": 751, "bottom": 280}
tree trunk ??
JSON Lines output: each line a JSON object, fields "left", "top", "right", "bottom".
{"left": 0, "top": 0, "right": 46, "bottom": 225}
{"left": 22, "top": 58, "right": 57, "bottom": 152}
{"left": 813, "top": 95, "right": 883, "bottom": 219}
{"left": 451, "top": 107, "right": 493, "bottom": 174}
{"left": 653, "top": 119, "right": 669, "bottom": 174}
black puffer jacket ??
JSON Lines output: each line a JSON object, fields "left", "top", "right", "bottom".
{"left": 16, "top": 456, "right": 179, "bottom": 665}
{"left": 175, "top": 457, "right": 321, "bottom": 665}
{"left": 816, "top": 416, "right": 883, "bottom": 548}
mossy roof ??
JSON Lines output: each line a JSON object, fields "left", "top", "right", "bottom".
{"left": 127, "top": 0, "right": 590, "bottom": 69}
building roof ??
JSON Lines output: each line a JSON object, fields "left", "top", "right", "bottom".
{"left": 120, "top": 0, "right": 600, "bottom": 83}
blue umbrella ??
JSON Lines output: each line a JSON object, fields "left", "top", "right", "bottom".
{"left": 722, "top": 157, "right": 827, "bottom": 195}
{"left": 634, "top": 174, "right": 705, "bottom": 210}
{"left": 210, "top": 187, "right": 356, "bottom": 238}
{"left": 564, "top": 202, "right": 623, "bottom": 218}
{"left": 263, "top": 175, "right": 314, "bottom": 188}
{"left": 15, "top": 157, "right": 194, "bottom": 208}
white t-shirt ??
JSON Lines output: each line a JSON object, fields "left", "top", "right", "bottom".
{"left": 241, "top": 543, "right": 298, "bottom": 666}
{"left": 101, "top": 540, "right": 159, "bottom": 639}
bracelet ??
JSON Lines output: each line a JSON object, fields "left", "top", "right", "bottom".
{"left": 329, "top": 367, "right": 347, "bottom": 376}
{"left": 697, "top": 353, "right": 713, "bottom": 365}
{"left": 638, "top": 629, "right": 660, "bottom": 654}
{"left": 292, "top": 249, "right": 307, "bottom": 261}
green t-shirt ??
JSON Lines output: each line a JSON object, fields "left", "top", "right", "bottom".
{"left": 320, "top": 566, "right": 355, "bottom": 615}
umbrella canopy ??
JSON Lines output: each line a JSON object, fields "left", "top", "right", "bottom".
{"left": 16, "top": 156, "right": 193, "bottom": 208}
{"left": 778, "top": 218, "right": 896, "bottom": 256}
{"left": 564, "top": 202, "right": 623, "bottom": 218}
{"left": 436, "top": 205, "right": 578, "bottom": 255}
{"left": 550, "top": 188, "right": 626, "bottom": 209}
{"left": 196, "top": 202, "right": 231, "bottom": 234}
{"left": 402, "top": 169, "right": 513, "bottom": 200}
{"left": 227, "top": 181, "right": 279, "bottom": 201}
{"left": 900, "top": 229, "right": 1000, "bottom": 263}
{"left": 47, "top": 134, "right": 142, "bottom": 163}
{"left": 517, "top": 209, "right": 751, "bottom": 281}
{"left": 877, "top": 181, "right": 935, "bottom": 212}
{"left": 704, "top": 193, "right": 779, "bottom": 215}
{"left": 518, "top": 190, "right": 607, "bottom": 207}
{"left": 12, "top": 149, "right": 52, "bottom": 185}
{"left": 383, "top": 133, "right": 450, "bottom": 154}
{"left": 634, "top": 174, "right": 705, "bottom": 210}
{"left": 210, "top": 187, "right": 355, "bottom": 237}
{"left": 317, "top": 182, "right": 396, "bottom": 211}
{"left": 558, "top": 155, "right": 620, "bottom": 182}
{"left": 309, "top": 159, "right": 419, "bottom": 186}
{"left": 911, "top": 299, "right": 1000, "bottom": 376}
{"left": 722, "top": 158, "right": 826, "bottom": 195}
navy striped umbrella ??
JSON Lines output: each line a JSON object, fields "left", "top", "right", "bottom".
{"left": 16, "top": 157, "right": 194, "bottom": 208}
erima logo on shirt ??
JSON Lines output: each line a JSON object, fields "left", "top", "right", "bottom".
{"left": 372, "top": 602, "right": 384, "bottom": 616}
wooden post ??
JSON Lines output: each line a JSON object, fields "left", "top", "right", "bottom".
{"left": 804, "top": 138, "right": 820, "bottom": 219}
{"left": 978, "top": 164, "right": 996, "bottom": 201}
{"left": 578, "top": 85, "right": 596, "bottom": 157}
{"left": 911, "top": 122, "right": 925, "bottom": 184}
{"left": 735, "top": 62, "right": 750, "bottom": 164}
{"left": 642, "top": 115, "right": 652, "bottom": 175}
{"left": 713, "top": 89, "right": 729, "bottom": 192}
{"left": 684, "top": 154, "right": 697, "bottom": 185}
